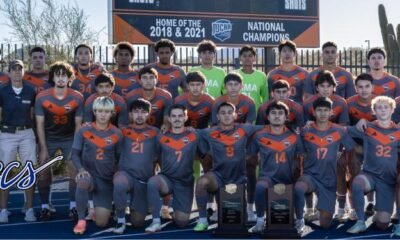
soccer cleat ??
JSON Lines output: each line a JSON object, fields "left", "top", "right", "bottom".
{"left": 295, "top": 219, "right": 305, "bottom": 234}
{"left": 347, "top": 220, "right": 367, "bottom": 234}
{"left": 348, "top": 209, "right": 358, "bottom": 221}
{"left": 392, "top": 224, "right": 400, "bottom": 237}
{"left": 113, "top": 223, "right": 126, "bottom": 234}
{"left": 365, "top": 203, "right": 375, "bottom": 216}
{"left": 193, "top": 222, "right": 209, "bottom": 232}
{"left": 247, "top": 210, "right": 257, "bottom": 222}
{"left": 24, "top": 208, "right": 37, "bottom": 222}
{"left": 304, "top": 208, "right": 319, "bottom": 223}
{"left": 251, "top": 222, "right": 265, "bottom": 234}
{"left": 145, "top": 221, "right": 162, "bottom": 233}
{"left": 207, "top": 208, "right": 214, "bottom": 219}
{"left": 39, "top": 208, "right": 52, "bottom": 221}
{"left": 334, "top": 211, "right": 349, "bottom": 223}
{"left": 69, "top": 207, "right": 78, "bottom": 222}
{"left": 85, "top": 208, "right": 95, "bottom": 221}
{"left": 73, "top": 220, "right": 87, "bottom": 235}
{"left": 48, "top": 203, "right": 57, "bottom": 213}
{"left": 210, "top": 211, "right": 218, "bottom": 222}
{"left": 161, "top": 208, "right": 173, "bottom": 220}
{"left": 0, "top": 209, "right": 9, "bottom": 223}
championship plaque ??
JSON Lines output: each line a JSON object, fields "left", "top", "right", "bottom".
{"left": 213, "top": 184, "right": 249, "bottom": 237}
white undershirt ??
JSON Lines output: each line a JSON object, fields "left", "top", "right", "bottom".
{"left": 12, "top": 86, "right": 22, "bottom": 95}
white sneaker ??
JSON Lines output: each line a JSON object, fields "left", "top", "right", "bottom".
{"left": 85, "top": 208, "right": 95, "bottom": 221}
{"left": 295, "top": 219, "right": 305, "bottom": 234}
{"left": 304, "top": 208, "right": 319, "bottom": 223}
{"left": 210, "top": 211, "right": 218, "bottom": 222}
{"left": 0, "top": 209, "right": 9, "bottom": 223}
{"left": 348, "top": 209, "right": 358, "bottom": 221}
{"left": 24, "top": 208, "right": 37, "bottom": 222}
{"left": 251, "top": 222, "right": 265, "bottom": 234}
{"left": 48, "top": 203, "right": 56, "bottom": 213}
{"left": 334, "top": 210, "right": 349, "bottom": 223}
{"left": 347, "top": 220, "right": 367, "bottom": 234}
{"left": 145, "top": 221, "right": 161, "bottom": 233}
{"left": 247, "top": 210, "right": 257, "bottom": 222}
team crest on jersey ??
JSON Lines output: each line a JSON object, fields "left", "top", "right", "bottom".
{"left": 237, "top": 110, "right": 243, "bottom": 116}
{"left": 144, "top": 133, "right": 149, "bottom": 138}
{"left": 64, "top": 104, "right": 71, "bottom": 112}
{"left": 169, "top": 74, "right": 175, "bottom": 80}
{"left": 390, "top": 135, "right": 395, "bottom": 141}
{"left": 383, "top": 84, "right": 389, "bottom": 91}
{"left": 284, "top": 139, "right": 290, "bottom": 146}
{"left": 129, "top": 78, "right": 136, "bottom": 82}
{"left": 294, "top": 76, "right": 299, "bottom": 82}
{"left": 327, "top": 136, "right": 333, "bottom": 143}
{"left": 199, "top": 111, "right": 205, "bottom": 117}
{"left": 151, "top": 105, "right": 159, "bottom": 111}
{"left": 89, "top": 73, "right": 96, "bottom": 79}
{"left": 234, "top": 132, "right": 240, "bottom": 140}
{"left": 183, "top": 137, "right": 189, "bottom": 144}
{"left": 105, "top": 137, "right": 112, "bottom": 145}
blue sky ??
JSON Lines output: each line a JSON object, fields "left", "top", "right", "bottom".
{"left": 0, "top": 0, "right": 399, "bottom": 49}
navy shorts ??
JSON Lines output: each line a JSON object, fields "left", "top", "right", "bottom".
{"left": 46, "top": 138, "right": 73, "bottom": 161}
{"left": 300, "top": 174, "right": 336, "bottom": 214}
{"left": 121, "top": 171, "right": 148, "bottom": 215}
{"left": 93, "top": 177, "right": 113, "bottom": 210}
{"left": 363, "top": 172, "right": 395, "bottom": 214}
{"left": 159, "top": 174, "right": 194, "bottom": 214}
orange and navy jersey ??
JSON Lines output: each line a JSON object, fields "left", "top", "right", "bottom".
{"left": 147, "top": 62, "right": 186, "bottom": 99}
{"left": 256, "top": 98, "right": 304, "bottom": 129}
{"left": 0, "top": 71, "right": 9, "bottom": 88}
{"left": 71, "top": 64, "right": 103, "bottom": 100}
{"left": 84, "top": 92, "right": 128, "bottom": 127}
{"left": 35, "top": 88, "right": 84, "bottom": 139}
{"left": 23, "top": 70, "right": 50, "bottom": 94}
{"left": 372, "top": 72, "right": 400, "bottom": 98}
{"left": 267, "top": 65, "right": 308, "bottom": 103}
{"left": 347, "top": 121, "right": 400, "bottom": 185}
{"left": 303, "top": 94, "right": 349, "bottom": 124}
{"left": 119, "top": 125, "right": 160, "bottom": 181}
{"left": 157, "top": 129, "right": 199, "bottom": 183}
{"left": 393, "top": 96, "right": 400, "bottom": 123}
{"left": 174, "top": 92, "right": 215, "bottom": 129}
{"left": 111, "top": 69, "right": 140, "bottom": 97}
{"left": 198, "top": 124, "right": 262, "bottom": 185}
{"left": 212, "top": 94, "right": 256, "bottom": 125}
{"left": 304, "top": 66, "right": 355, "bottom": 99}
{"left": 346, "top": 95, "right": 376, "bottom": 125}
{"left": 125, "top": 87, "right": 172, "bottom": 128}
{"left": 301, "top": 122, "right": 355, "bottom": 188}
{"left": 72, "top": 122, "right": 123, "bottom": 181}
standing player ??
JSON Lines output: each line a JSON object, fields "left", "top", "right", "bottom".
{"left": 125, "top": 67, "right": 172, "bottom": 129}
{"left": 304, "top": 41, "right": 355, "bottom": 100}
{"left": 346, "top": 96, "right": 400, "bottom": 234}
{"left": 112, "top": 99, "right": 159, "bottom": 234}
{"left": 147, "top": 39, "right": 186, "bottom": 99}
{"left": 112, "top": 41, "right": 140, "bottom": 97}
{"left": 294, "top": 97, "right": 355, "bottom": 232}
{"left": 236, "top": 45, "right": 268, "bottom": 109}
{"left": 35, "top": 61, "right": 84, "bottom": 220}
{"left": 267, "top": 40, "right": 308, "bottom": 104}
{"left": 189, "top": 40, "right": 226, "bottom": 98}
{"left": 248, "top": 101, "right": 304, "bottom": 233}
{"left": 71, "top": 44, "right": 103, "bottom": 100}
{"left": 84, "top": 72, "right": 128, "bottom": 127}
{"left": 0, "top": 60, "right": 37, "bottom": 223}
{"left": 367, "top": 47, "right": 400, "bottom": 98}
{"left": 23, "top": 47, "right": 50, "bottom": 93}
{"left": 145, "top": 104, "right": 200, "bottom": 232}
{"left": 72, "top": 96, "right": 123, "bottom": 234}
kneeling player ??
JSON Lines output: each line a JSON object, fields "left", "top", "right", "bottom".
{"left": 71, "top": 96, "right": 123, "bottom": 234}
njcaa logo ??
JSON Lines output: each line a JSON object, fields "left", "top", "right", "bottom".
{"left": 212, "top": 19, "right": 232, "bottom": 42}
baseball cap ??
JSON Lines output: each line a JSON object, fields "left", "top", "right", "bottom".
{"left": 8, "top": 60, "right": 24, "bottom": 71}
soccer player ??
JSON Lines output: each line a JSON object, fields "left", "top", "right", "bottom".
{"left": 267, "top": 40, "right": 308, "bottom": 104}
{"left": 212, "top": 72, "right": 256, "bottom": 125}
{"left": 145, "top": 104, "right": 200, "bottom": 232}
{"left": 189, "top": 40, "right": 226, "bottom": 98}
{"left": 256, "top": 80, "right": 304, "bottom": 132}
{"left": 71, "top": 44, "right": 103, "bottom": 100}
{"left": 304, "top": 41, "right": 355, "bottom": 100}
{"left": 193, "top": 102, "right": 262, "bottom": 231}
{"left": 72, "top": 96, "right": 123, "bottom": 234}
{"left": 294, "top": 97, "right": 355, "bottom": 232}
{"left": 112, "top": 98, "right": 159, "bottom": 234}
{"left": 23, "top": 46, "right": 50, "bottom": 93}
{"left": 125, "top": 67, "right": 172, "bottom": 129}
{"left": 112, "top": 41, "right": 140, "bottom": 97}
{"left": 346, "top": 96, "right": 400, "bottom": 234}
{"left": 248, "top": 101, "right": 304, "bottom": 233}
{"left": 35, "top": 61, "right": 84, "bottom": 220}
{"left": 236, "top": 45, "right": 268, "bottom": 109}
{"left": 147, "top": 39, "right": 186, "bottom": 99}
{"left": 84, "top": 72, "right": 128, "bottom": 127}
{"left": 0, "top": 60, "right": 37, "bottom": 223}
{"left": 367, "top": 47, "right": 400, "bottom": 98}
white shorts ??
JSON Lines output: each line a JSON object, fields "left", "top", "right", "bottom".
{"left": 0, "top": 128, "right": 37, "bottom": 165}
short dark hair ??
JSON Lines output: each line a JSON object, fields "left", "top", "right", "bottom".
{"left": 315, "top": 70, "right": 337, "bottom": 87}
{"left": 186, "top": 71, "right": 206, "bottom": 84}
{"left": 278, "top": 40, "right": 296, "bottom": 53}
{"left": 322, "top": 41, "right": 337, "bottom": 50}
{"left": 168, "top": 104, "right": 187, "bottom": 116}
{"left": 217, "top": 101, "right": 236, "bottom": 113}
{"left": 224, "top": 72, "right": 243, "bottom": 84}
{"left": 266, "top": 101, "right": 289, "bottom": 117}
{"left": 197, "top": 40, "right": 217, "bottom": 54}
{"left": 130, "top": 98, "right": 151, "bottom": 112}
{"left": 113, "top": 41, "right": 135, "bottom": 58}
{"left": 239, "top": 45, "right": 256, "bottom": 56}
{"left": 272, "top": 79, "right": 290, "bottom": 91}
{"left": 94, "top": 72, "right": 115, "bottom": 87}
{"left": 155, "top": 39, "right": 176, "bottom": 53}
{"left": 138, "top": 66, "right": 158, "bottom": 79}
{"left": 30, "top": 46, "right": 46, "bottom": 56}
{"left": 74, "top": 44, "right": 93, "bottom": 56}
{"left": 313, "top": 96, "right": 333, "bottom": 110}
{"left": 367, "top": 47, "right": 386, "bottom": 59}
{"left": 355, "top": 73, "right": 374, "bottom": 85}
{"left": 48, "top": 61, "right": 75, "bottom": 86}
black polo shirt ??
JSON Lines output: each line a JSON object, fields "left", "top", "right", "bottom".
{"left": 0, "top": 84, "right": 36, "bottom": 127}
